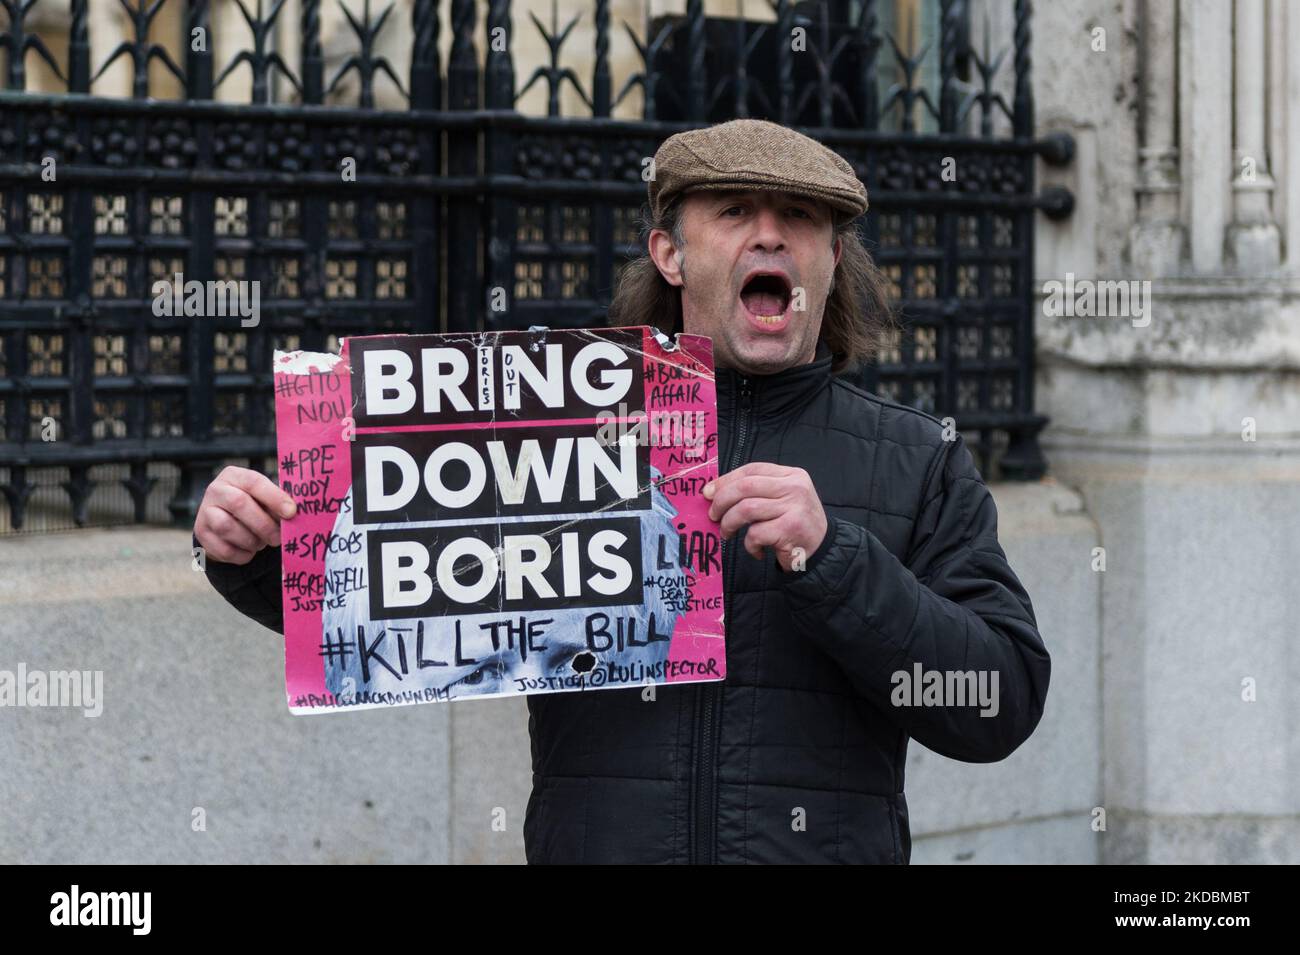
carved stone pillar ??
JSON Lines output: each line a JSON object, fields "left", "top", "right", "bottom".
{"left": 1227, "top": 0, "right": 1282, "bottom": 271}
{"left": 1129, "top": 0, "right": 1184, "bottom": 276}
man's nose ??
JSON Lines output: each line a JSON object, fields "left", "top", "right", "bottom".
{"left": 747, "top": 205, "right": 787, "bottom": 252}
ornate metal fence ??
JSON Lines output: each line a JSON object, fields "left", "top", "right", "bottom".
{"left": 0, "top": 0, "right": 1072, "bottom": 533}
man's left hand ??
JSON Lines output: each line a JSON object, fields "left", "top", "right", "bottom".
{"left": 703, "top": 462, "right": 828, "bottom": 572}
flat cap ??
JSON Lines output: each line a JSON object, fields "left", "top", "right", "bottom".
{"left": 648, "top": 118, "right": 868, "bottom": 222}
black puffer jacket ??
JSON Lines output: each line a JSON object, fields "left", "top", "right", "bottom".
{"left": 523, "top": 340, "right": 1049, "bottom": 864}
{"left": 202, "top": 339, "right": 1050, "bottom": 864}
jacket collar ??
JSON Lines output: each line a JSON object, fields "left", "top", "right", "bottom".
{"left": 715, "top": 339, "right": 834, "bottom": 418}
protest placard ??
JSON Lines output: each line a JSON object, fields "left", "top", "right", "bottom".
{"left": 272, "top": 327, "right": 723, "bottom": 713}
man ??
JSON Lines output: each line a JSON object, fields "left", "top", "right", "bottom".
{"left": 195, "top": 118, "right": 1050, "bottom": 864}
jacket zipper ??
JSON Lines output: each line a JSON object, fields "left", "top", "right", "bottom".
{"left": 693, "top": 375, "right": 753, "bottom": 864}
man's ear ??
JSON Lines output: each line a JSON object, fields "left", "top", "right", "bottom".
{"left": 648, "top": 228, "right": 685, "bottom": 288}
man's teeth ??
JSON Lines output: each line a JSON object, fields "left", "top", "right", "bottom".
{"left": 754, "top": 313, "right": 783, "bottom": 325}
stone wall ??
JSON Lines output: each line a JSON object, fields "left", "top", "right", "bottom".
{"left": 0, "top": 481, "right": 1090, "bottom": 864}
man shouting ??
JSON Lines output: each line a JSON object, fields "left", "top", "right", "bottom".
{"left": 195, "top": 118, "right": 1050, "bottom": 864}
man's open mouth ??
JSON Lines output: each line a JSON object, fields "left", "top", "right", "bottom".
{"left": 740, "top": 271, "right": 792, "bottom": 324}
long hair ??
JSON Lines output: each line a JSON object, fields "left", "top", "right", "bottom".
{"left": 606, "top": 195, "right": 898, "bottom": 376}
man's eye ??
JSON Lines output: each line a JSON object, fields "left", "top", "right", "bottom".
{"left": 450, "top": 666, "right": 488, "bottom": 689}
{"left": 788, "top": 207, "right": 812, "bottom": 218}
{"left": 723, "top": 205, "right": 745, "bottom": 216}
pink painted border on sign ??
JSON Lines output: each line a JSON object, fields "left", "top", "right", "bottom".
{"left": 639, "top": 329, "right": 725, "bottom": 681}
{"left": 273, "top": 349, "right": 354, "bottom": 701}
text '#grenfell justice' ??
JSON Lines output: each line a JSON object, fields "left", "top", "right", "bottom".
{"left": 272, "top": 327, "right": 724, "bottom": 715}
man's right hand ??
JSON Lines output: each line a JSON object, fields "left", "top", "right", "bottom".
{"left": 194, "top": 466, "right": 297, "bottom": 565}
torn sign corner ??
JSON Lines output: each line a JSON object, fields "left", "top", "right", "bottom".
{"left": 666, "top": 333, "right": 718, "bottom": 377}
{"left": 273, "top": 349, "right": 344, "bottom": 376}
{"left": 648, "top": 327, "right": 678, "bottom": 352}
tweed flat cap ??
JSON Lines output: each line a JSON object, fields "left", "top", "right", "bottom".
{"left": 648, "top": 118, "right": 868, "bottom": 222}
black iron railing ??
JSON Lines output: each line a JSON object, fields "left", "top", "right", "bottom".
{"left": 0, "top": 0, "right": 1072, "bottom": 533}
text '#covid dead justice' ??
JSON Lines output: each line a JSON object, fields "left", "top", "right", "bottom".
{"left": 272, "top": 327, "right": 724, "bottom": 714}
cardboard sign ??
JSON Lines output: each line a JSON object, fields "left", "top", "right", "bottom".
{"left": 272, "top": 327, "right": 724, "bottom": 714}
